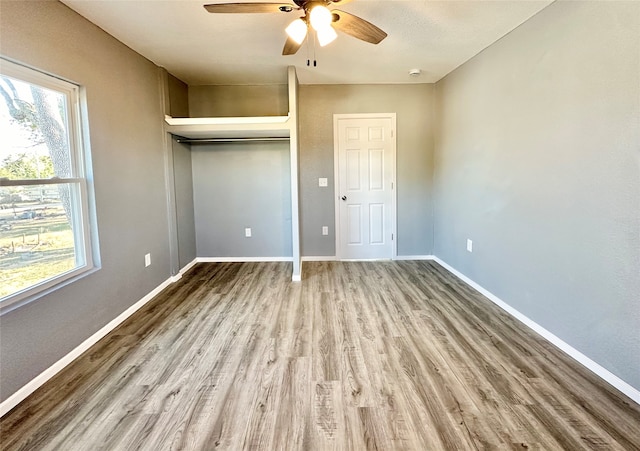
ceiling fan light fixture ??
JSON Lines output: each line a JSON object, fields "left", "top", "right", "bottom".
{"left": 309, "top": 5, "right": 333, "bottom": 31}
{"left": 286, "top": 18, "right": 308, "bottom": 44}
{"left": 316, "top": 25, "right": 337, "bottom": 47}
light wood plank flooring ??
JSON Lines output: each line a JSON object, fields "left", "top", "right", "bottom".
{"left": 1, "top": 261, "right": 639, "bottom": 450}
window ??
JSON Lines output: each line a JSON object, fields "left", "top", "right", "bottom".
{"left": 0, "top": 59, "right": 96, "bottom": 310}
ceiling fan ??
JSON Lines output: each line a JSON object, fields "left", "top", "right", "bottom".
{"left": 203, "top": 1, "right": 387, "bottom": 56}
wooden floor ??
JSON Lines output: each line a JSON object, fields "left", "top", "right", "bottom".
{"left": 1, "top": 261, "right": 639, "bottom": 450}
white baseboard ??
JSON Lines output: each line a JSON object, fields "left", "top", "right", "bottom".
{"left": 169, "top": 258, "right": 199, "bottom": 283}
{"left": 0, "top": 275, "right": 176, "bottom": 418}
{"left": 431, "top": 256, "right": 640, "bottom": 405}
{"left": 340, "top": 258, "right": 393, "bottom": 262}
{"left": 180, "top": 258, "right": 198, "bottom": 275}
{"left": 301, "top": 256, "right": 337, "bottom": 262}
{"left": 302, "top": 256, "right": 435, "bottom": 262}
{"left": 196, "top": 257, "right": 293, "bottom": 263}
{"left": 395, "top": 254, "right": 435, "bottom": 261}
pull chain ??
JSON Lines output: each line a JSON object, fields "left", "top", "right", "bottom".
{"left": 306, "top": 30, "right": 318, "bottom": 67}
{"left": 306, "top": 29, "right": 311, "bottom": 66}
{"left": 313, "top": 30, "right": 317, "bottom": 67}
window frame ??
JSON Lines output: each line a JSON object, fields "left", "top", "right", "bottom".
{"left": 0, "top": 58, "right": 96, "bottom": 312}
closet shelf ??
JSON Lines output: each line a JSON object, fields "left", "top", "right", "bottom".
{"left": 164, "top": 114, "right": 291, "bottom": 139}
{"left": 175, "top": 137, "right": 289, "bottom": 144}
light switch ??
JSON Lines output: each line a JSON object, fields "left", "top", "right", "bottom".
{"left": 245, "top": 228, "right": 252, "bottom": 238}
{"left": 322, "top": 226, "right": 329, "bottom": 236}
{"left": 319, "top": 178, "right": 328, "bottom": 187}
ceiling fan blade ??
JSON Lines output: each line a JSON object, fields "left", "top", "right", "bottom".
{"left": 204, "top": 3, "right": 294, "bottom": 13}
{"left": 329, "top": 0, "right": 353, "bottom": 6}
{"left": 332, "top": 10, "right": 387, "bottom": 44}
{"left": 282, "top": 36, "right": 304, "bottom": 55}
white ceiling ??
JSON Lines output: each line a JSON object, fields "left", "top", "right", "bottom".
{"left": 60, "top": 0, "right": 553, "bottom": 86}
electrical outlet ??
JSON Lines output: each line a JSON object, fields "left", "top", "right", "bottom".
{"left": 319, "top": 178, "right": 328, "bottom": 187}
{"left": 322, "top": 226, "right": 329, "bottom": 236}
{"left": 145, "top": 253, "right": 151, "bottom": 267}
{"left": 466, "top": 239, "right": 473, "bottom": 253}
{"left": 245, "top": 227, "right": 252, "bottom": 238}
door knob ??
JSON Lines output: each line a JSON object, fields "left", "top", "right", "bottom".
{"left": 341, "top": 196, "right": 347, "bottom": 201}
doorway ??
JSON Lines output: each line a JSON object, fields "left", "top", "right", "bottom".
{"left": 334, "top": 113, "right": 396, "bottom": 260}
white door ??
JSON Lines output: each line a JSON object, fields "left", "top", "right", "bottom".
{"left": 334, "top": 114, "right": 396, "bottom": 260}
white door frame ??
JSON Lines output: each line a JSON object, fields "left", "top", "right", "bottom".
{"left": 333, "top": 113, "right": 397, "bottom": 260}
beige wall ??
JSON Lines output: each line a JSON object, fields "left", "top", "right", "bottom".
{"left": 187, "top": 82, "right": 435, "bottom": 258}
{"left": 0, "top": 1, "right": 173, "bottom": 400}
{"left": 299, "top": 84, "right": 435, "bottom": 256}
{"left": 434, "top": 1, "right": 640, "bottom": 389}
{"left": 191, "top": 142, "right": 293, "bottom": 258}
{"left": 186, "top": 85, "right": 293, "bottom": 258}
{"left": 189, "top": 84, "right": 288, "bottom": 117}
{"left": 164, "top": 74, "right": 196, "bottom": 268}
{"left": 168, "top": 74, "right": 189, "bottom": 118}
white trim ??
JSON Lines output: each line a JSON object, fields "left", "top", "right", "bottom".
{"left": 0, "top": 177, "right": 84, "bottom": 187}
{"left": 163, "top": 115, "right": 290, "bottom": 140}
{"left": 294, "top": 260, "right": 303, "bottom": 282}
{"left": 340, "top": 258, "right": 392, "bottom": 262}
{"left": 179, "top": 258, "right": 198, "bottom": 275}
{"left": 0, "top": 59, "right": 96, "bottom": 313}
{"left": 301, "top": 256, "right": 337, "bottom": 262}
{"left": 169, "top": 256, "right": 198, "bottom": 282}
{"left": 333, "top": 113, "right": 397, "bottom": 261}
{"left": 431, "top": 257, "right": 640, "bottom": 405}
{"left": 165, "top": 114, "right": 290, "bottom": 126}
{"left": 196, "top": 257, "right": 293, "bottom": 263}
{"left": 0, "top": 276, "right": 175, "bottom": 418}
{"left": 395, "top": 255, "right": 435, "bottom": 261}
{"left": 287, "top": 66, "right": 302, "bottom": 283}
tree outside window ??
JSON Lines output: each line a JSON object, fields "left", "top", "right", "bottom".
{"left": 0, "top": 59, "right": 95, "bottom": 309}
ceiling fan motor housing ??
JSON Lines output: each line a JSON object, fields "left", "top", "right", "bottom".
{"left": 203, "top": 0, "right": 388, "bottom": 55}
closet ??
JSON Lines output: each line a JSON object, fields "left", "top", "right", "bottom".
{"left": 163, "top": 67, "right": 301, "bottom": 281}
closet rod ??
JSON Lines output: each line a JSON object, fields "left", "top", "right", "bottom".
{"left": 175, "top": 137, "right": 290, "bottom": 144}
